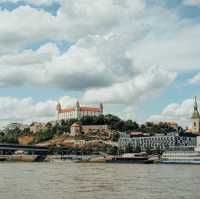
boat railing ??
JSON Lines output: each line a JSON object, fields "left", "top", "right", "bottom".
{"left": 168, "top": 146, "right": 195, "bottom": 152}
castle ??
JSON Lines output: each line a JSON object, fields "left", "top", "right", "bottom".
{"left": 56, "top": 101, "right": 103, "bottom": 120}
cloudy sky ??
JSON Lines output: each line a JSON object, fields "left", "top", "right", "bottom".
{"left": 0, "top": 0, "right": 200, "bottom": 127}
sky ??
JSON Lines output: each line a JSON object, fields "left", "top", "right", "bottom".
{"left": 0, "top": 0, "right": 200, "bottom": 128}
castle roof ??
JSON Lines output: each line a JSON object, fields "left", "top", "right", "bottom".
{"left": 80, "top": 107, "right": 101, "bottom": 112}
{"left": 61, "top": 107, "right": 101, "bottom": 113}
{"left": 62, "top": 108, "right": 75, "bottom": 112}
{"left": 59, "top": 103, "right": 102, "bottom": 113}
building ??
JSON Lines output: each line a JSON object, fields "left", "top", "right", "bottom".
{"left": 56, "top": 101, "right": 103, "bottom": 120}
{"left": 119, "top": 135, "right": 197, "bottom": 151}
{"left": 30, "top": 122, "right": 46, "bottom": 134}
{"left": 82, "top": 125, "right": 109, "bottom": 134}
{"left": 166, "top": 121, "right": 178, "bottom": 131}
{"left": 70, "top": 123, "right": 81, "bottom": 137}
{"left": 129, "top": 132, "right": 145, "bottom": 137}
{"left": 192, "top": 96, "right": 200, "bottom": 134}
{"left": 63, "top": 139, "right": 86, "bottom": 148}
{"left": 3, "top": 123, "right": 29, "bottom": 132}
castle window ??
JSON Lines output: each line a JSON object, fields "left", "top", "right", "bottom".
{"left": 194, "top": 122, "right": 196, "bottom": 127}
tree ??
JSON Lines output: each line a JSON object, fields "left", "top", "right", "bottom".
{"left": 124, "top": 120, "right": 139, "bottom": 132}
{"left": 111, "top": 132, "right": 120, "bottom": 142}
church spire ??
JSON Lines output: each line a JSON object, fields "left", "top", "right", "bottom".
{"left": 192, "top": 96, "right": 200, "bottom": 119}
{"left": 194, "top": 96, "right": 198, "bottom": 111}
{"left": 192, "top": 96, "right": 200, "bottom": 134}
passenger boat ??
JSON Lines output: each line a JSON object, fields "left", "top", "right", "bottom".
{"left": 160, "top": 146, "right": 200, "bottom": 164}
{"left": 106, "top": 153, "right": 154, "bottom": 164}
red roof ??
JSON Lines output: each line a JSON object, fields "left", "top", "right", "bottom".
{"left": 62, "top": 108, "right": 75, "bottom": 113}
{"left": 130, "top": 132, "right": 144, "bottom": 136}
{"left": 60, "top": 106, "right": 101, "bottom": 113}
{"left": 80, "top": 107, "right": 101, "bottom": 112}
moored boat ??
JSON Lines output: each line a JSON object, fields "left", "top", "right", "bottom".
{"left": 6, "top": 154, "right": 38, "bottom": 162}
{"left": 106, "top": 153, "right": 154, "bottom": 164}
{"left": 0, "top": 156, "right": 6, "bottom": 161}
{"left": 75, "top": 156, "right": 106, "bottom": 163}
{"left": 160, "top": 146, "right": 200, "bottom": 164}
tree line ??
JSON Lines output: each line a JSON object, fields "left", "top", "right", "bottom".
{"left": 0, "top": 114, "right": 178, "bottom": 144}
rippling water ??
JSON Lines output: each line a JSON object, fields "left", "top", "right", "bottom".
{"left": 0, "top": 162, "right": 200, "bottom": 199}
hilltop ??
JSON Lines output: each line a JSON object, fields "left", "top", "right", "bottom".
{"left": 0, "top": 114, "right": 179, "bottom": 155}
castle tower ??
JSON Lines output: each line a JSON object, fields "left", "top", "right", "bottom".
{"left": 100, "top": 103, "right": 103, "bottom": 114}
{"left": 56, "top": 102, "right": 62, "bottom": 120}
{"left": 192, "top": 97, "right": 200, "bottom": 134}
{"left": 75, "top": 100, "right": 80, "bottom": 119}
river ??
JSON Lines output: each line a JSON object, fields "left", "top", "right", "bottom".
{"left": 0, "top": 162, "right": 199, "bottom": 199}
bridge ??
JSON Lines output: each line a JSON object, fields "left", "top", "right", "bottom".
{"left": 0, "top": 143, "right": 66, "bottom": 155}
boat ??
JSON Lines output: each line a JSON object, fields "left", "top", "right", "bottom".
{"left": 105, "top": 153, "right": 154, "bottom": 164}
{"left": 0, "top": 155, "right": 6, "bottom": 161}
{"left": 75, "top": 156, "right": 106, "bottom": 163}
{"left": 4, "top": 151, "right": 46, "bottom": 162}
{"left": 160, "top": 146, "right": 200, "bottom": 164}
{"left": 6, "top": 154, "right": 38, "bottom": 162}
{"left": 47, "top": 155, "right": 83, "bottom": 162}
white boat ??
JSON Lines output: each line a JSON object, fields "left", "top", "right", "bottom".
{"left": 160, "top": 146, "right": 200, "bottom": 164}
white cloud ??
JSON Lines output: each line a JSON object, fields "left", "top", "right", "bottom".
{"left": 0, "top": 38, "right": 177, "bottom": 105}
{"left": 0, "top": 95, "right": 80, "bottom": 127}
{"left": 130, "top": 24, "right": 200, "bottom": 72}
{"left": 188, "top": 73, "right": 200, "bottom": 85}
{"left": 0, "top": 97, "right": 56, "bottom": 125}
{"left": 0, "top": 0, "right": 199, "bottom": 125}
{"left": 148, "top": 98, "right": 198, "bottom": 127}
{"left": 0, "top": 41, "right": 116, "bottom": 89}
{"left": 0, "top": 0, "right": 199, "bottom": 72}
{"left": 83, "top": 66, "right": 176, "bottom": 105}
{"left": 0, "top": 5, "right": 59, "bottom": 53}
{"left": 183, "top": 0, "right": 200, "bottom": 7}
{"left": 0, "top": 43, "right": 60, "bottom": 87}
{"left": 0, "top": 0, "right": 55, "bottom": 6}
{"left": 0, "top": 0, "right": 145, "bottom": 53}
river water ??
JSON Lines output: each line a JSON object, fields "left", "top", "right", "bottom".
{"left": 0, "top": 162, "right": 199, "bottom": 199}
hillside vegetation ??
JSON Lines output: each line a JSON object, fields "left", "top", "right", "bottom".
{"left": 0, "top": 114, "right": 178, "bottom": 145}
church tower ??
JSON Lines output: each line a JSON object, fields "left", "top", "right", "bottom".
{"left": 192, "top": 97, "right": 200, "bottom": 134}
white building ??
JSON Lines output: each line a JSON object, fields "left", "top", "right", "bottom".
{"left": 119, "top": 135, "right": 197, "bottom": 151}
{"left": 70, "top": 123, "right": 81, "bottom": 136}
{"left": 3, "top": 123, "right": 29, "bottom": 132}
{"left": 56, "top": 101, "right": 103, "bottom": 120}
